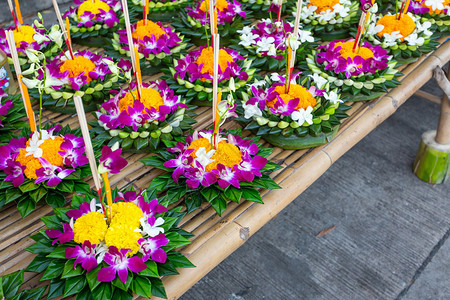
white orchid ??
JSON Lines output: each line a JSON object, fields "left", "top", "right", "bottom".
{"left": 416, "top": 21, "right": 433, "bottom": 37}
{"left": 404, "top": 33, "right": 425, "bottom": 46}
{"left": 291, "top": 106, "right": 314, "bottom": 125}
{"left": 256, "top": 36, "right": 275, "bottom": 53}
{"left": 239, "top": 33, "right": 259, "bottom": 47}
{"left": 25, "top": 131, "right": 45, "bottom": 158}
{"left": 243, "top": 103, "right": 263, "bottom": 119}
{"left": 33, "top": 33, "right": 49, "bottom": 44}
{"left": 318, "top": 10, "right": 336, "bottom": 22}
{"left": 251, "top": 79, "right": 266, "bottom": 88}
{"left": 309, "top": 73, "right": 327, "bottom": 89}
{"left": 324, "top": 91, "right": 343, "bottom": 104}
{"left": 383, "top": 31, "right": 403, "bottom": 46}
{"left": 48, "top": 28, "right": 64, "bottom": 47}
{"left": 237, "top": 26, "right": 252, "bottom": 35}
{"left": 424, "top": 0, "right": 445, "bottom": 11}
{"left": 267, "top": 44, "right": 278, "bottom": 57}
{"left": 136, "top": 216, "right": 165, "bottom": 237}
{"left": 367, "top": 23, "right": 384, "bottom": 36}
{"left": 194, "top": 147, "right": 216, "bottom": 168}
{"left": 270, "top": 73, "right": 283, "bottom": 82}
{"left": 298, "top": 30, "right": 314, "bottom": 43}
{"left": 288, "top": 36, "right": 301, "bottom": 51}
{"left": 332, "top": 4, "right": 349, "bottom": 18}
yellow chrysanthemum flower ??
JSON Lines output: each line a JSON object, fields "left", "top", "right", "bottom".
{"left": 105, "top": 224, "right": 142, "bottom": 256}
{"left": 73, "top": 211, "right": 108, "bottom": 245}
{"left": 108, "top": 202, "right": 144, "bottom": 228}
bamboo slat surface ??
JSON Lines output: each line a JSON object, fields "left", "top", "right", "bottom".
{"left": 0, "top": 37, "right": 449, "bottom": 300}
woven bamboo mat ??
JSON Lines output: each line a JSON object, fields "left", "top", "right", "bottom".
{"left": 0, "top": 37, "right": 449, "bottom": 299}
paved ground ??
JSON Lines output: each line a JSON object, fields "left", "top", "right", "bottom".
{"left": 181, "top": 82, "right": 450, "bottom": 300}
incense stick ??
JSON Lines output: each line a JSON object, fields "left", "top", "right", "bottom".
{"left": 277, "top": 0, "right": 283, "bottom": 22}
{"left": 212, "top": 33, "right": 220, "bottom": 147}
{"left": 13, "top": 0, "right": 23, "bottom": 25}
{"left": 73, "top": 96, "right": 102, "bottom": 193}
{"left": 52, "top": 0, "right": 74, "bottom": 59}
{"left": 286, "top": 0, "right": 303, "bottom": 91}
{"left": 5, "top": 30, "right": 37, "bottom": 131}
{"left": 6, "top": 0, "right": 19, "bottom": 28}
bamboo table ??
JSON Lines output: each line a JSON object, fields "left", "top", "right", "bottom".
{"left": 0, "top": 37, "right": 449, "bottom": 299}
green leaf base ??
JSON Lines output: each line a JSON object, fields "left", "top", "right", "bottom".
{"left": 260, "top": 126, "right": 340, "bottom": 150}
{"left": 72, "top": 36, "right": 112, "bottom": 48}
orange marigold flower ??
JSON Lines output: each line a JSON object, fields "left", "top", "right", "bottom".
{"left": 196, "top": 46, "right": 234, "bottom": 75}
{"left": 308, "top": 0, "right": 340, "bottom": 14}
{"left": 12, "top": 25, "right": 36, "bottom": 47}
{"left": 132, "top": 19, "right": 166, "bottom": 41}
{"left": 267, "top": 84, "right": 317, "bottom": 110}
{"left": 188, "top": 138, "right": 242, "bottom": 172}
{"left": 60, "top": 56, "right": 96, "bottom": 83}
{"left": 334, "top": 41, "right": 374, "bottom": 60}
{"left": 118, "top": 88, "right": 164, "bottom": 113}
{"left": 376, "top": 14, "right": 416, "bottom": 41}
{"left": 15, "top": 136, "right": 65, "bottom": 180}
{"left": 199, "top": 0, "right": 230, "bottom": 12}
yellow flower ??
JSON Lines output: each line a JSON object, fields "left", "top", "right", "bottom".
{"left": 108, "top": 202, "right": 144, "bottom": 229}
{"left": 199, "top": 0, "right": 229, "bottom": 12}
{"left": 188, "top": 138, "right": 242, "bottom": 172}
{"left": 73, "top": 211, "right": 108, "bottom": 245}
{"left": 16, "top": 136, "right": 65, "bottom": 180}
{"left": 132, "top": 20, "right": 166, "bottom": 41}
{"left": 12, "top": 25, "right": 37, "bottom": 47}
{"left": 105, "top": 224, "right": 142, "bottom": 256}
{"left": 77, "top": 0, "right": 111, "bottom": 20}
{"left": 196, "top": 46, "right": 234, "bottom": 76}
{"left": 60, "top": 56, "right": 96, "bottom": 83}
{"left": 118, "top": 88, "right": 164, "bottom": 114}
{"left": 267, "top": 84, "right": 318, "bottom": 111}
{"left": 308, "top": 0, "right": 340, "bottom": 14}
{"left": 376, "top": 14, "right": 416, "bottom": 41}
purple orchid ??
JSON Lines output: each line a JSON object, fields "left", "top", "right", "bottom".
{"left": 138, "top": 234, "right": 169, "bottom": 263}
{"left": 77, "top": 11, "right": 94, "bottom": 27}
{"left": 248, "top": 86, "right": 277, "bottom": 110}
{"left": 4, "top": 159, "right": 26, "bottom": 187}
{"left": 118, "top": 100, "right": 151, "bottom": 131}
{"left": 0, "top": 91, "right": 13, "bottom": 127}
{"left": 98, "top": 246, "right": 147, "bottom": 284}
{"left": 269, "top": 96, "right": 299, "bottom": 116}
{"left": 408, "top": 0, "right": 430, "bottom": 14}
{"left": 187, "top": 0, "right": 246, "bottom": 26}
{"left": 235, "top": 153, "right": 267, "bottom": 182}
{"left": 98, "top": 145, "right": 128, "bottom": 174}
{"left": 164, "top": 149, "right": 194, "bottom": 182}
{"left": 46, "top": 222, "right": 74, "bottom": 245}
{"left": 35, "top": 158, "right": 75, "bottom": 187}
{"left": 185, "top": 161, "right": 217, "bottom": 189}
{"left": 65, "top": 240, "right": 98, "bottom": 272}
{"left": 58, "top": 140, "right": 89, "bottom": 168}
{"left": 97, "top": 9, "right": 119, "bottom": 28}
{"left": 67, "top": 198, "right": 98, "bottom": 220}
{"left": 138, "top": 198, "right": 168, "bottom": 219}
{"left": 212, "top": 164, "right": 241, "bottom": 189}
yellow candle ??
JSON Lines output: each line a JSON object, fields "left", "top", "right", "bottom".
{"left": 66, "top": 17, "right": 71, "bottom": 45}
{"left": 146, "top": 0, "right": 150, "bottom": 15}
{"left": 102, "top": 172, "right": 113, "bottom": 221}
{"left": 214, "top": 7, "right": 218, "bottom": 35}
{"left": 403, "top": 0, "right": 411, "bottom": 15}
{"left": 14, "top": 0, "right": 22, "bottom": 25}
{"left": 134, "top": 45, "right": 142, "bottom": 86}
{"left": 19, "top": 75, "right": 36, "bottom": 132}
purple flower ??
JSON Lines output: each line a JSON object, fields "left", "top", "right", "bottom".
{"left": 35, "top": 158, "right": 75, "bottom": 187}
{"left": 235, "top": 153, "right": 267, "bottom": 182}
{"left": 340, "top": 56, "right": 363, "bottom": 78}
{"left": 212, "top": 164, "right": 240, "bottom": 189}
{"left": 247, "top": 85, "right": 276, "bottom": 110}
{"left": 4, "top": 159, "right": 26, "bottom": 187}
{"left": 138, "top": 198, "right": 168, "bottom": 219}
{"left": 163, "top": 149, "right": 194, "bottom": 182}
{"left": 138, "top": 234, "right": 169, "bottom": 263}
{"left": 45, "top": 222, "right": 74, "bottom": 245}
{"left": 98, "top": 145, "right": 128, "bottom": 174}
{"left": 185, "top": 161, "right": 217, "bottom": 189}
{"left": 67, "top": 198, "right": 98, "bottom": 220}
{"left": 98, "top": 246, "right": 147, "bottom": 284}
{"left": 360, "top": 0, "right": 373, "bottom": 12}
{"left": 65, "top": 240, "right": 98, "bottom": 272}
{"left": 58, "top": 139, "right": 88, "bottom": 168}
{"left": 118, "top": 100, "right": 150, "bottom": 131}
{"left": 77, "top": 11, "right": 94, "bottom": 27}
{"left": 97, "top": 9, "right": 119, "bottom": 28}
{"left": 268, "top": 3, "right": 280, "bottom": 15}
{"left": 269, "top": 96, "right": 299, "bottom": 116}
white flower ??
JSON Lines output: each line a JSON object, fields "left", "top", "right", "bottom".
{"left": 424, "top": 0, "right": 445, "bottom": 11}
{"left": 239, "top": 33, "right": 259, "bottom": 47}
{"left": 383, "top": 31, "right": 403, "bottom": 47}
{"left": 368, "top": 3, "right": 379, "bottom": 14}
{"left": 270, "top": 73, "right": 283, "bottom": 82}
{"left": 24, "top": 49, "right": 40, "bottom": 63}
{"left": 416, "top": 21, "right": 433, "bottom": 37}
{"left": 298, "top": 30, "right": 314, "bottom": 43}
{"left": 309, "top": 73, "right": 327, "bottom": 89}
{"left": 243, "top": 103, "right": 262, "bottom": 119}
{"left": 404, "top": 33, "right": 425, "bottom": 46}
{"left": 95, "top": 242, "right": 108, "bottom": 264}
{"left": 332, "top": 4, "right": 349, "bottom": 18}
{"left": 48, "top": 29, "right": 63, "bottom": 47}
{"left": 25, "top": 131, "right": 45, "bottom": 158}
{"left": 367, "top": 23, "right": 384, "bottom": 36}
{"left": 198, "top": 131, "right": 226, "bottom": 142}
{"left": 251, "top": 79, "right": 266, "bottom": 88}
{"left": 288, "top": 36, "right": 301, "bottom": 51}
{"left": 33, "top": 33, "right": 49, "bottom": 44}
{"left": 136, "top": 216, "right": 165, "bottom": 237}
{"left": 268, "top": 44, "right": 278, "bottom": 57}
{"left": 194, "top": 147, "right": 216, "bottom": 168}
{"left": 324, "top": 91, "right": 343, "bottom": 104}
{"left": 261, "top": 18, "right": 272, "bottom": 24}
{"left": 291, "top": 106, "right": 314, "bottom": 125}
{"left": 256, "top": 37, "right": 275, "bottom": 53}
{"left": 318, "top": 10, "right": 335, "bottom": 22}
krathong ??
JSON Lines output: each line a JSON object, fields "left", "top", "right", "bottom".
{"left": 171, "top": 0, "right": 249, "bottom": 46}
{"left": 63, "top": 0, "right": 126, "bottom": 46}
{"left": 365, "top": 12, "right": 438, "bottom": 63}
{"left": 406, "top": 0, "right": 450, "bottom": 33}
{"left": 165, "top": 45, "right": 255, "bottom": 105}
{"left": 302, "top": 39, "right": 401, "bottom": 101}
{"left": 91, "top": 80, "right": 196, "bottom": 152}
{"left": 233, "top": 19, "right": 315, "bottom": 70}
{"left": 23, "top": 50, "right": 130, "bottom": 113}
{"left": 238, "top": 73, "right": 350, "bottom": 149}
{"left": 0, "top": 90, "right": 27, "bottom": 143}
{"left": 0, "top": 124, "right": 91, "bottom": 217}
{"left": 0, "top": 14, "right": 64, "bottom": 73}
{"left": 25, "top": 188, "right": 194, "bottom": 299}
{"left": 140, "top": 128, "right": 282, "bottom": 215}
{"left": 291, "top": 0, "right": 360, "bottom": 40}
{"left": 108, "top": 19, "right": 189, "bottom": 75}
{"left": 129, "top": 0, "right": 191, "bottom": 22}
